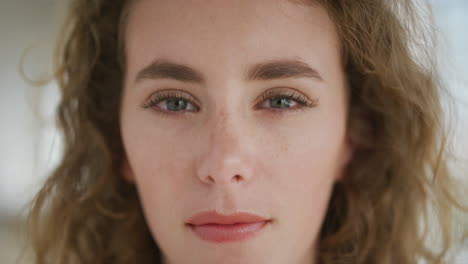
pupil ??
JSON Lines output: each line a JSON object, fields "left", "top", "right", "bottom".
{"left": 167, "top": 99, "right": 187, "bottom": 111}
{"left": 271, "top": 98, "right": 290, "bottom": 109}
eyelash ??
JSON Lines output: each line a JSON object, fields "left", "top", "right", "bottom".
{"left": 141, "top": 88, "right": 319, "bottom": 118}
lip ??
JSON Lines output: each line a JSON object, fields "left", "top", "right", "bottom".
{"left": 186, "top": 211, "right": 269, "bottom": 225}
{"left": 186, "top": 211, "right": 271, "bottom": 243}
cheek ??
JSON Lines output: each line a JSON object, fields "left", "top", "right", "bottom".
{"left": 276, "top": 128, "right": 344, "bottom": 203}
{"left": 123, "top": 133, "right": 190, "bottom": 196}
{"left": 277, "top": 108, "right": 347, "bottom": 182}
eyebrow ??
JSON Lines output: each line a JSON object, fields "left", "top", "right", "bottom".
{"left": 246, "top": 58, "right": 323, "bottom": 81}
{"left": 134, "top": 58, "right": 323, "bottom": 84}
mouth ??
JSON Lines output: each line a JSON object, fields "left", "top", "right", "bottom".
{"left": 185, "top": 211, "right": 272, "bottom": 243}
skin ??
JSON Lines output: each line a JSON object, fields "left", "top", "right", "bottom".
{"left": 120, "top": 0, "right": 352, "bottom": 263}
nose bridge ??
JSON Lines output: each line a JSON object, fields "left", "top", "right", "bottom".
{"left": 212, "top": 108, "right": 240, "bottom": 146}
{"left": 195, "top": 107, "right": 254, "bottom": 186}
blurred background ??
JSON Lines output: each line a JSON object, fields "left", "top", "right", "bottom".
{"left": 0, "top": 0, "right": 467, "bottom": 263}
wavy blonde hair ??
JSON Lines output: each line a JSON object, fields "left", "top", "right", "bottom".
{"left": 25, "top": 0, "right": 467, "bottom": 263}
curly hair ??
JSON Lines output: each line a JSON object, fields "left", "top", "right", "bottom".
{"left": 25, "top": 0, "right": 467, "bottom": 263}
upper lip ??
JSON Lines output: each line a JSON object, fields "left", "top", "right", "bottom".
{"left": 186, "top": 211, "right": 270, "bottom": 225}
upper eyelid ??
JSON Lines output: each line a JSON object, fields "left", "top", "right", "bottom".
{"left": 255, "top": 87, "right": 314, "bottom": 103}
{"left": 261, "top": 87, "right": 303, "bottom": 97}
{"left": 147, "top": 89, "right": 200, "bottom": 104}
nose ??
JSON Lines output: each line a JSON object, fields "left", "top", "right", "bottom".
{"left": 195, "top": 110, "right": 255, "bottom": 186}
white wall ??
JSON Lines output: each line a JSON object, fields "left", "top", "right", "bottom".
{"left": 0, "top": 0, "right": 65, "bottom": 218}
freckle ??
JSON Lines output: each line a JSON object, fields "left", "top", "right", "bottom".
{"left": 221, "top": 110, "right": 229, "bottom": 123}
{"left": 281, "top": 141, "right": 288, "bottom": 153}
{"left": 277, "top": 133, "right": 289, "bottom": 153}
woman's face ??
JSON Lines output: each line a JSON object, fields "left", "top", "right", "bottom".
{"left": 120, "top": 0, "right": 351, "bottom": 263}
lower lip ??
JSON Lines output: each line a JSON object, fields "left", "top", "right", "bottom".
{"left": 187, "top": 221, "right": 270, "bottom": 243}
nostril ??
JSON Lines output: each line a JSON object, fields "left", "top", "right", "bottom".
{"left": 201, "top": 174, "right": 244, "bottom": 185}
{"left": 207, "top": 175, "right": 215, "bottom": 183}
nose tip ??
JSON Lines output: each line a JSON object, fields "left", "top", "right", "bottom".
{"left": 197, "top": 155, "right": 251, "bottom": 185}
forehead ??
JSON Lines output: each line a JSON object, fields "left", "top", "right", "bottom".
{"left": 124, "top": 0, "right": 340, "bottom": 80}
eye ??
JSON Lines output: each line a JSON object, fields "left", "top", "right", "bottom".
{"left": 141, "top": 90, "right": 198, "bottom": 116}
{"left": 256, "top": 88, "right": 319, "bottom": 113}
